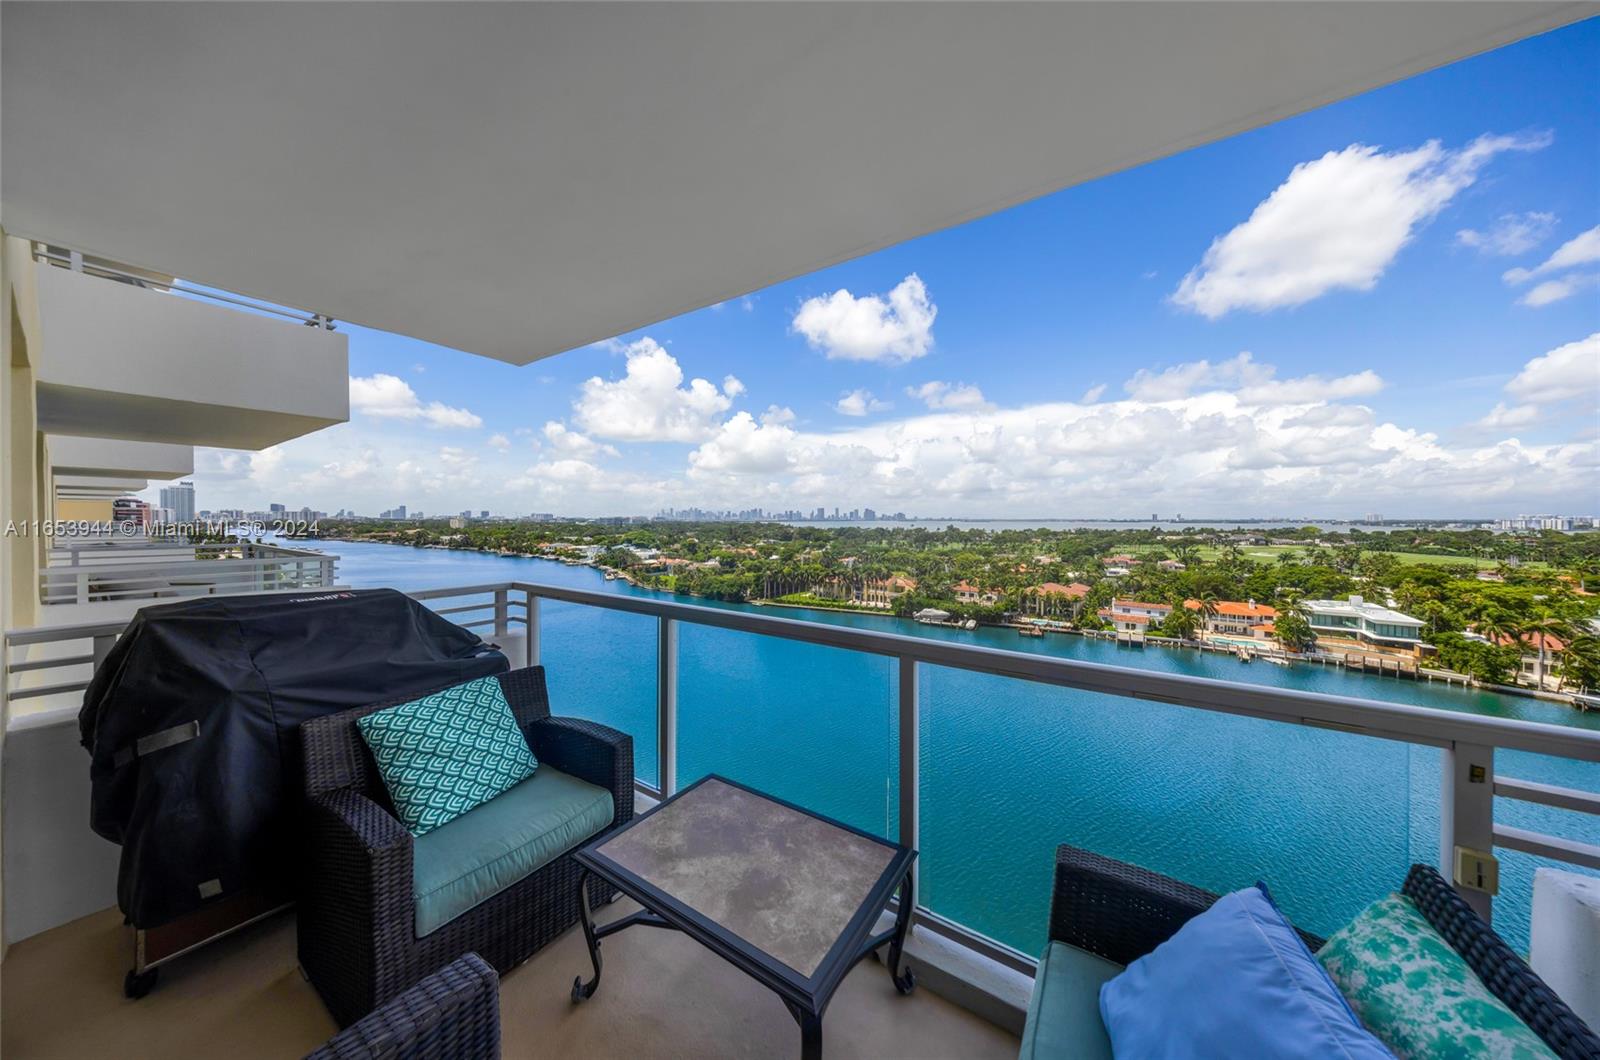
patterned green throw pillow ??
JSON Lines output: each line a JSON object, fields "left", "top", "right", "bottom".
{"left": 356, "top": 676, "right": 537, "bottom": 837}
{"left": 1317, "top": 893, "right": 1555, "bottom": 1060}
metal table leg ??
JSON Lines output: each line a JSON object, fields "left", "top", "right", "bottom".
{"left": 572, "top": 869, "right": 603, "bottom": 1001}
{"left": 886, "top": 870, "right": 916, "bottom": 995}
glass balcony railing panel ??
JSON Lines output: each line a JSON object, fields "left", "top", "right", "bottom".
{"left": 678, "top": 625, "right": 895, "bottom": 841}
{"left": 919, "top": 665, "right": 1430, "bottom": 957}
{"left": 541, "top": 603, "right": 659, "bottom": 789}
{"left": 1492, "top": 750, "right": 1600, "bottom": 953}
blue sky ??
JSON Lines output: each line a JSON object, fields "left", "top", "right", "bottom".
{"left": 192, "top": 18, "right": 1600, "bottom": 519}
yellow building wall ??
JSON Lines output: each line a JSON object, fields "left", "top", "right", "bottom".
{"left": 54, "top": 499, "right": 114, "bottom": 523}
{"left": 3, "top": 233, "right": 43, "bottom": 631}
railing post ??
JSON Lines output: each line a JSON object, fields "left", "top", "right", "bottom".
{"left": 493, "top": 589, "right": 510, "bottom": 642}
{"left": 1441, "top": 741, "right": 1496, "bottom": 921}
{"left": 899, "top": 655, "right": 920, "bottom": 894}
{"left": 91, "top": 634, "right": 116, "bottom": 673}
{"left": 658, "top": 616, "right": 679, "bottom": 797}
{"left": 525, "top": 592, "right": 540, "bottom": 668}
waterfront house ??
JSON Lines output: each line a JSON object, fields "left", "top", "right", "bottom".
{"left": 1022, "top": 581, "right": 1091, "bottom": 618}
{"left": 1185, "top": 599, "right": 1277, "bottom": 640}
{"left": 952, "top": 581, "right": 1004, "bottom": 607}
{"left": 1099, "top": 598, "right": 1174, "bottom": 634}
{"left": 3, "top": 5, "right": 1597, "bottom": 1058}
{"left": 1303, "top": 596, "right": 1427, "bottom": 656}
{"left": 1493, "top": 631, "right": 1567, "bottom": 690}
{"left": 857, "top": 574, "right": 918, "bottom": 609}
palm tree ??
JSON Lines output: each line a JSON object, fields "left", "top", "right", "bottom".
{"left": 1164, "top": 604, "right": 1201, "bottom": 643}
{"left": 1525, "top": 614, "right": 1578, "bottom": 690}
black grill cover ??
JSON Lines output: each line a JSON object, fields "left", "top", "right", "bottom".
{"left": 79, "top": 588, "right": 509, "bottom": 928}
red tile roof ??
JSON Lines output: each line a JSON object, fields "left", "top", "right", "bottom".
{"left": 1031, "top": 581, "right": 1090, "bottom": 597}
{"left": 1495, "top": 631, "right": 1566, "bottom": 652}
{"left": 1183, "top": 599, "right": 1276, "bottom": 619}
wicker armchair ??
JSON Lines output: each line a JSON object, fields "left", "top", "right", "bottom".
{"left": 1048, "top": 844, "right": 1600, "bottom": 1060}
{"left": 305, "top": 952, "right": 500, "bottom": 1060}
{"left": 298, "top": 667, "right": 633, "bottom": 1027}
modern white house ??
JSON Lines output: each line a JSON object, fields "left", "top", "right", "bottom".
{"left": 2, "top": 4, "right": 1598, "bottom": 1057}
{"left": 1303, "top": 596, "right": 1428, "bottom": 654}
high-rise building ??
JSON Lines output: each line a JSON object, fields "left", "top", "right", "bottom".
{"left": 159, "top": 480, "right": 196, "bottom": 523}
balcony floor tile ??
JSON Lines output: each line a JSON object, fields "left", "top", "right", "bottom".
{"left": 3, "top": 899, "right": 1017, "bottom": 1059}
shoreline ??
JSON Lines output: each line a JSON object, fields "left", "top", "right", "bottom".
{"left": 321, "top": 536, "right": 1589, "bottom": 711}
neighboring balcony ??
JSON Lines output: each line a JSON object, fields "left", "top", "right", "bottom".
{"left": 47, "top": 435, "right": 194, "bottom": 481}
{"left": 40, "top": 540, "right": 340, "bottom": 608}
{"left": 30, "top": 249, "right": 347, "bottom": 449}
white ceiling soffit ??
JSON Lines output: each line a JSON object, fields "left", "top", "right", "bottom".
{"left": 4, "top": 2, "right": 1593, "bottom": 366}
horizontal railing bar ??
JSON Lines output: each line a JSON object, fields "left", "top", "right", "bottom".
{"left": 1495, "top": 777, "right": 1600, "bottom": 816}
{"left": 40, "top": 557, "right": 331, "bottom": 578}
{"left": 34, "top": 247, "right": 330, "bottom": 326}
{"left": 7, "top": 680, "right": 91, "bottom": 701}
{"left": 506, "top": 581, "right": 1600, "bottom": 764}
{"left": 431, "top": 603, "right": 493, "bottom": 617}
{"left": 9, "top": 654, "right": 93, "bottom": 673}
{"left": 407, "top": 583, "right": 515, "bottom": 601}
{"left": 1494, "top": 825, "right": 1600, "bottom": 871}
{"left": 4, "top": 621, "right": 131, "bottom": 645}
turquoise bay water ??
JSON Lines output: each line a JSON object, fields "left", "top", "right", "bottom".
{"left": 326, "top": 539, "right": 1600, "bottom": 954}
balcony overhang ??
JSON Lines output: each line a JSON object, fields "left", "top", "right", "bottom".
{"left": 47, "top": 436, "right": 193, "bottom": 481}
{"left": 31, "top": 263, "right": 347, "bottom": 449}
{"left": 3, "top": 2, "right": 1593, "bottom": 366}
{"left": 53, "top": 475, "right": 148, "bottom": 496}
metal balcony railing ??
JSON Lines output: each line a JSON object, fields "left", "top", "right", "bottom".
{"left": 4, "top": 580, "right": 1598, "bottom": 974}
{"left": 33, "top": 243, "right": 335, "bottom": 329}
{"left": 39, "top": 542, "right": 338, "bottom": 605}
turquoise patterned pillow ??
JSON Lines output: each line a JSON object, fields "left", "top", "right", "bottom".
{"left": 356, "top": 676, "right": 537, "bottom": 837}
{"left": 1317, "top": 893, "right": 1555, "bottom": 1059}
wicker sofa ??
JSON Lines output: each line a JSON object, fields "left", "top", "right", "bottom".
{"left": 1021, "top": 844, "right": 1600, "bottom": 1060}
{"left": 298, "top": 666, "right": 633, "bottom": 1027}
{"left": 306, "top": 952, "right": 500, "bottom": 1060}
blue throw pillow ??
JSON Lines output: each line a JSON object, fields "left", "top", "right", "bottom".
{"left": 356, "top": 675, "right": 537, "bottom": 837}
{"left": 1099, "top": 883, "right": 1392, "bottom": 1059}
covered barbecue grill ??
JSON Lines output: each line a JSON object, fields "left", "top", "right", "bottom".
{"left": 78, "top": 588, "right": 508, "bottom": 993}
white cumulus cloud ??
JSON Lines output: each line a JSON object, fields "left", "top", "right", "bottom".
{"left": 486, "top": 433, "right": 512, "bottom": 452}
{"left": 1505, "top": 333, "right": 1600, "bottom": 407}
{"left": 542, "top": 421, "right": 620, "bottom": 459}
{"left": 1122, "top": 352, "right": 1381, "bottom": 405}
{"left": 1503, "top": 224, "right": 1600, "bottom": 285}
{"left": 572, "top": 337, "right": 738, "bottom": 442}
{"left": 907, "top": 381, "right": 992, "bottom": 411}
{"left": 348, "top": 374, "right": 483, "bottom": 429}
{"left": 1519, "top": 273, "right": 1600, "bottom": 308}
{"left": 792, "top": 274, "right": 936, "bottom": 362}
{"left": 1172, "top": 132, "right": 1551, "bottom": 318}
{"left": 835, "top": 389, "right": 891, "bottom": 417}
{"left": 688, "top": 412, "right": 798, "bottom": 475}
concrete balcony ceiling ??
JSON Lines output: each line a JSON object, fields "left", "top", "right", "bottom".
{"left": 52, "top": 476, "right": 149, "bottom": 496}
{"left": 31, "top": 264, "right": 348, "bottom": 449}
{"left": 47, "top": 436, "right": 194, "bottom": 481}
{"left": 3, "top": 2, "right": 1591, "bottom": 366}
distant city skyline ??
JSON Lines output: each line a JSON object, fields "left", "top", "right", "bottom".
{"left": 158, "top": 21, "right": 1598, "bottom": 520}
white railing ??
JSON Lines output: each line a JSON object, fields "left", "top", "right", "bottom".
{"left": 33, "top": 243, "right": 335, "bottom": 329}
{"left": 39, "top": 543, "right": 338, "bottom": 605}
{"left": 5, "top": 579, "right": 1598, "bottom": 972}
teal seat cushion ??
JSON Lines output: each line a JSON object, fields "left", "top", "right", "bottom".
{"left": 1018, "top": 941, "right": 1121, "bottom": 1060}
{"left": 412, "top": 766, "right": 614, "bottom": 936}
{"left": 357, "top": 675, "right": 538, "bottom": 837}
